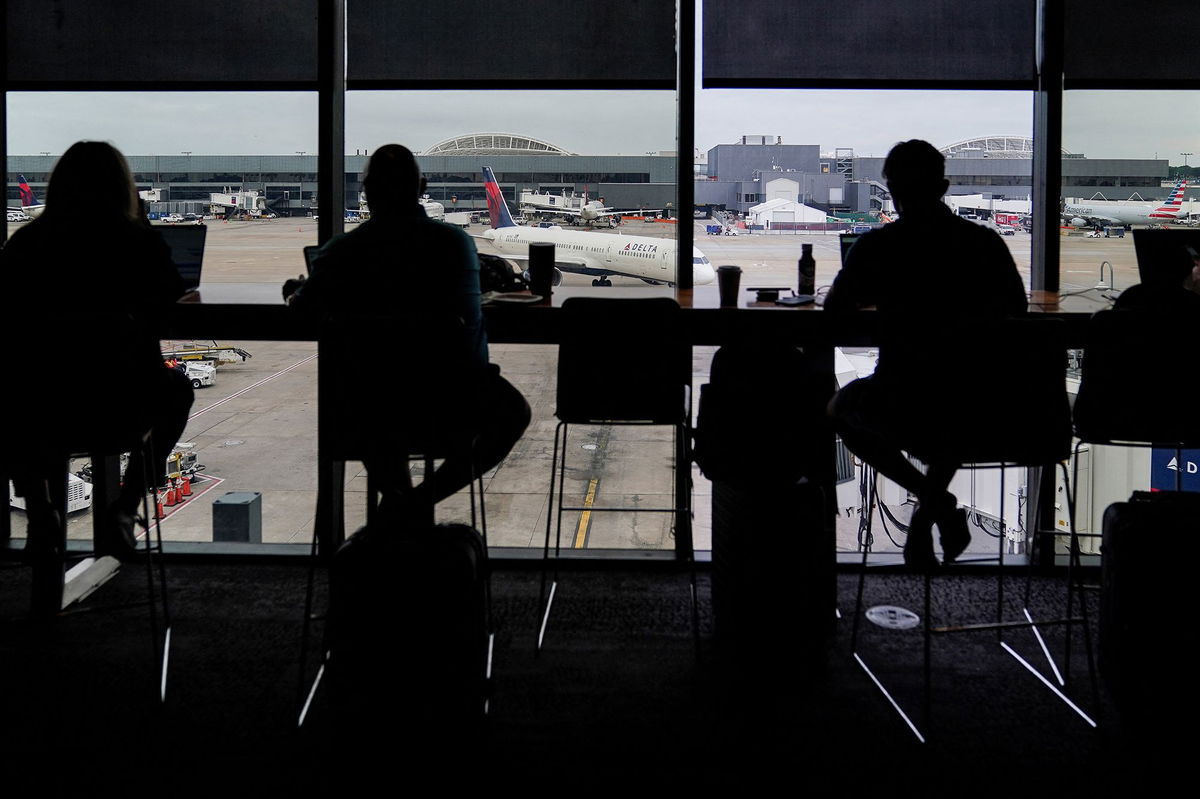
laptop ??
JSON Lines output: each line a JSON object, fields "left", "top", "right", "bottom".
{"left": 839, "top": 233, "right": 861, "bottom": 266}
{"left": 157, "top": 225, "right": 208, "bottom": 291}
{"left": 1131, "top": 229, "right": 1200, "bottom": 286}
{"left": 303, "top": 245, "right": 321, "bottom": 274}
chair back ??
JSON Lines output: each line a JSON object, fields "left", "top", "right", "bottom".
{"left": 3, "top": 312, "right": 161, "bottom": 457}
{"left": 319, "top": 313, "right": 480, "bottom": 460}
{"left": 1074, "top": 309, "right": 1200, "bottom": 445}
{"left": 555, "top": 297, "right": 687, "bottom": 424}
{"left": 886, "top": 315, "right": 1072, "bottom": 466}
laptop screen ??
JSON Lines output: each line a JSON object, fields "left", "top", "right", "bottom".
{"left": 303, "top": 245, "right": 320, "bottom": 274}
{"left": 839, "top": 233, "right": 860, "bottom": 266}
{"left": 1131, "top": 229, "right": 1200, "bottom": 287}
{"left": 157, "top": 225, "right": 207, "bottom": 291}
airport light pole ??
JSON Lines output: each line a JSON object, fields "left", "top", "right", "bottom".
{"left": 1182, "top": 153, "right": 1193, "bottom": 167}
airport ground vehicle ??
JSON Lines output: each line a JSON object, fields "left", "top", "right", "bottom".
{"left": 167, "top": 359, "right": 216, "bottom": 388}
{"left": 8, "top": 473, "right": 92, "bottom": 513}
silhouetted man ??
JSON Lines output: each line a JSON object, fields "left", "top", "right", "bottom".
{"left": 285, "top": 144, "right": 530, "bottom": 511}
{"left": 825, "top": 139, "right": 1027, "bottom": 567}
{"left": 1114, "top": 242, "right": 1200, "bottom": 312}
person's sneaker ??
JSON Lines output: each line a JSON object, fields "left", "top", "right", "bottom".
{"left": 938, "top": 507, "right": 971, "bottom": 564}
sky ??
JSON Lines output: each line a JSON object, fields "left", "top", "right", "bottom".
{"left": 5, "top": 89, "right": 1195, "bottom": 163}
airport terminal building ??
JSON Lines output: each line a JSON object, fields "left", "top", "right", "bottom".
{"left": 7, "top": 133, "right": 678, "bottom": 218}
{"left": 695, "top": 134, "right": 1173, "bottom": 217}
{"left": 6, "top": 133, "right": 1170, "bottom": 220}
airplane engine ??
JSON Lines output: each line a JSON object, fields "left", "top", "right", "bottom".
{"left": 522, "top": 267, "right": 563, "bottom": 286}
{"left": 1070, "top": 217, "right": 1088, "bottom": 227}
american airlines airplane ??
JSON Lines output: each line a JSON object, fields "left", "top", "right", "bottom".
{"left": 1064, "top": 179, "right": 1190, "bottom": 227}
{"left": 479, "top": 167, "right": 715, "bottom": 287}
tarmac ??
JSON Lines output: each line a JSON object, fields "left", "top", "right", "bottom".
{"left": 4, "top": 216, "right": 1138, "bottom": 556}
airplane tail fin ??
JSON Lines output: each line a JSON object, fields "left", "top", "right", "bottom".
{"left": 1152, "top": 178, "right": 1188, "bottom": 217}
{"left": 483, "top": 166, "right": 517, "bottom": 229}
{"left": 1166, "top": 178, "right": 1187, "bottom": 206}
{"left": 17, "top": 175, "right": 39, "bottom": 208}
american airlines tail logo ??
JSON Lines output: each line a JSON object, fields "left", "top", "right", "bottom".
{"left": 1150, "top": 179, "right": 1188, "bottom": 218}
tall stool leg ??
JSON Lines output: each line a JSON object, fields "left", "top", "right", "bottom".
{"left": 136, "top": 438, "right": 171, "bottom": 703}
{"left": 537, "top": 422, "right": 565, "bottom": 652}
{"left": 850, "top": 468, "right": 876, "bottom": 652}
{"left": 30, "top": 466, "right": 69, "bottom": 619}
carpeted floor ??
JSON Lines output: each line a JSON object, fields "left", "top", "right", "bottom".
{"left": 0, "top": 557, "right": 1183, "bottom": 794}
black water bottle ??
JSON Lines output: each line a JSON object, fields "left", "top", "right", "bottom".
{"left": 797, "top": 243, "right": 815, "bottom": 296}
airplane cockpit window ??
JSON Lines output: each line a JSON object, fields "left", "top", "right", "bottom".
{"left": 693, "top": 256, "right": 710, "bottom": 264}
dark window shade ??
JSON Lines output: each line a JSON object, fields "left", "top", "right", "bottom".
{"left": 1064, "top": 3, "right": 1191, "bottom": 86}
{"left": 347, "top": 1, "right": 676, "bottom": 84}
{"left": 703, "top": 0, "right": 1036, "bottom": 86}
{"left": 5, "top": 0, "right": 318, "bottom": 84}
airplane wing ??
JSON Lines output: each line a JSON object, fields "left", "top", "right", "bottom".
{"left": 475, "top": 250, "right": 592, "bottom": 269}
{"left": 1067, "top": 212, "right": 1122, "bottom": 226}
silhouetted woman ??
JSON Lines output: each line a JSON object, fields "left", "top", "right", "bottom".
{"left": 1, "top": 141, "right": 193, "bottom": 557}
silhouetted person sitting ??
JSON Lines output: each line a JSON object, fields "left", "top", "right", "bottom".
{"left": 0, "top": 141, "right": 194, "bottom": 557}
{"left": 1114, "top": 243, "right": 1200, "bottom": 312}
{"left": 284, "top": 144, "right": 530, "bottom": 513}
{"left": 825, "top": 139, "right": 1027, "bottom": 568}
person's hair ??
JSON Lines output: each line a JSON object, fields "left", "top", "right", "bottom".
{"left": 43, "top": 141, "right": 140, "bottom": 223}
{"left": 362, "top": 144, "right": 422, "bottom": 213}
{"left": 882, "top": 139, "right": 947, "bottom": 202}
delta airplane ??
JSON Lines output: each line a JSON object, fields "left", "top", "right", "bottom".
{"left": 1064, "top": 179, "right": 1190, "bottom": 227}
{"left": 479, "top": 167, "right": 715, "bottom": 287}
{"left": 8, "top": 175, "right": 46, "bottom": 219}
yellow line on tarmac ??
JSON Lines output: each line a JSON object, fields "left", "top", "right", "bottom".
{"left": 574, "top": 478, "right": 599, "bottom": 548}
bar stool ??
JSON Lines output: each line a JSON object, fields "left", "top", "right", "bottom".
{"left": 299, "top": 313, "right": 492, "bottom": 725}
{"left": 3, "top": 426, "right": 172, "bottom": 703}
{"left": 537, "top": 297, "right": 697, "bottom": 652}
{"left": 1069, "top": 308, "right": 1200, "bottom": 712}
{"left": 2, "top": 313, "right": 173, "bottom": 701}
{"left": 850, "top": 316, "right": 1093, "bottom": 740}
{"left": 1071, "top": 309, "right": 1200, "bottom": 494}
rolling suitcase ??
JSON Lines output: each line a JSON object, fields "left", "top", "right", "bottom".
{"left": 1100, "top": 490, "right": 1200, "bottom": 726}
{"left": 328, "top": 521, "right": 490, "bottom": 731}
{"left": 697, "top": 342, "right": 835, "bottom": 685}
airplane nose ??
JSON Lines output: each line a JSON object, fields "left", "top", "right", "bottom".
{"left": 694, "top": 261, "right": 716, "bottom": 285}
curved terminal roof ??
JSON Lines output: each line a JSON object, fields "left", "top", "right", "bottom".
{"left": 940, "top": 135, "right": 1074, "bottom": 159}
{"left": 422, "top": 133, "right": 572, "bottom": 156}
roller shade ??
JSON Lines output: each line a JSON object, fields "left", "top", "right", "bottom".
{"left": 1064, "top": 2, "right": 1191, "bottom": 86}
{"left": 347, "top": 1, "right": 676, "bottom": 85}
{"left": 5, "top": 0, "right": 318, "bottom": 85}
{"left": 703, "top": 0, "right": 1036, "bottom": 87}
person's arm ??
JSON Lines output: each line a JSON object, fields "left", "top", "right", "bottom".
{"left": 286, "top": 235, "right": 343, "bottom": 314}
{"left": 450, "top": 230, "right": 488, "bottom": 365}
{"left": 824, "top": 234, "right": 879, "bottom": 312}
{"left": 984, "top": 230, "right": 1028, "bottom": 314}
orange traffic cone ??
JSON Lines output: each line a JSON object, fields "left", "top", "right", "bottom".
{"left": 180, "top": 476, "right": 192, "bottom": 497}
{"left": 164, "top": 484, "right": 177, "bottom": 507}
{"left": 155, "top": 496, "right": 165, "bottom": 520}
